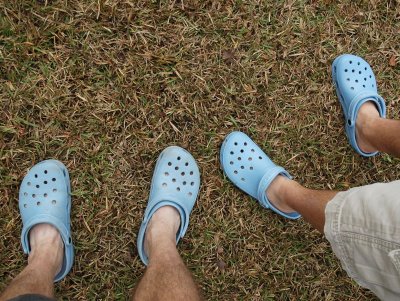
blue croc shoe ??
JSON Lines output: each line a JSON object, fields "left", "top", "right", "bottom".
{"left": 19, "top": 159, "right": 74, "bottom": 282}
{"left": 220, "top": 131, "right": 300, "bottom": 220}
{"left": 137, "top": 146, "right": 201, "bottom": 265}
{"left": 332, "top": 54, "right": 386, "bottom": 157}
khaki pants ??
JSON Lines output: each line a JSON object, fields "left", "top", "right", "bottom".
{"left": 324, "top": 181, "right": 400, "bottom": 301}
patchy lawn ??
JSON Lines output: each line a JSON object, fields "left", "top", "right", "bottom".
{"left": 1, "top": 1, "right": 399, "bottom": 300}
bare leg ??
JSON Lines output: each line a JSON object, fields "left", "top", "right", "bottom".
{"left": 0, "top": 224, "right": 63, "bottom": 301}
{"left": 267, "top": 176, "right": 339, "bottom": 233}
{"left": 356, "top": 102, "right": 400, "bottom": 157}
{"left": 132, "top": 206, "right": 202, "bottom": 301}
{"left": 264, "top": 102, "right": 400, "bottom": 232}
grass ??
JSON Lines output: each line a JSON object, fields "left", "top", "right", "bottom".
{"left": 0, "top": 1, "right": 399, "bottom": 300}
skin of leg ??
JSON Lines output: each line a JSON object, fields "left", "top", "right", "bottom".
{"left": 0, "top": 224, "right": 63, "bottom": 301}
{"left": 356, "top": 102, "right": 400, "bottom": 157}
{"left": 132, "top": 206, "right": 202, "bottom": 301}
{"left": 265, "top": 102, "right": 400, "bottom": 231}
{"left": 267, "top": 176, "right": 339, "bottom": 233}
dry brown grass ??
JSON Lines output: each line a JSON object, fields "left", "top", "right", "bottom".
{"left": 1, "top": 0, "right": 399, "bottom": 300}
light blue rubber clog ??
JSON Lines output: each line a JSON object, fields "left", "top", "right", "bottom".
{"left": 220, "top": 131, "right": 300, "bottom": 219}
{"left": 19, "top": 159, "right": 74, "bottom": 282}
{"left": 137, "top": 146, "right": 201, "bottom": 265}
{"left": 332, "top": 54, "right": 386, "bottom": 157}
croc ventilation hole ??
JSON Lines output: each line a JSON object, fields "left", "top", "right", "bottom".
{"left": 23, "top": 168, "right": 63, "bottom": 208}
{"left": 345, "top": 60, "right": 376, "bottom": 89}
{"left": 229, "top": 140, "right": 258, "bottom": 179}
{"left": 163, "top": 156, "right": 195, "bottom": 198}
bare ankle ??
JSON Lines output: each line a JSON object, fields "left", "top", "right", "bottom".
{"left": 356, "top": 102, "right": 380, "bottom": 153}
{"left": 266, "top": 176, "right": 297, "bottom": 213}
{"left": 28, "top": 224, "right": 63, "bottom": 277}
{"left": 144, "top": 206, "right": 180, "bottom": 259}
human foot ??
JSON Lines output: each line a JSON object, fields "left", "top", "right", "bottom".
{"left": 137, "top": 146, "right": 201, "bottom": 265}
{"left": 355, "top": 101, "right": 380, "bottom": 153}
{"left": 266, "top": 175, "right": 297, "bottom": 214}
{"left": 144, "top": 206, "right": 181, "bottom": 258}
{"left": 19, "top": 159, "right": 74, "bottom": 281}
{"left": 28, "top": 224, "right": 63, "bottom": 276}
{"left": 220, "top": 131, "right": 301, "bottom": 219}
{"left": 332, "top": 54, "right": 386, "bottom": 157}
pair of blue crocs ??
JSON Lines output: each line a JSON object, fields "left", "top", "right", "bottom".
{"left": 19, "top": 148, "right": 202, "bottom": 277}
{"left": 18, "top": 54, "right": 386, "bottom": 278}
{"left": 218, "top": 54, "right": 387, "bottom": 221}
